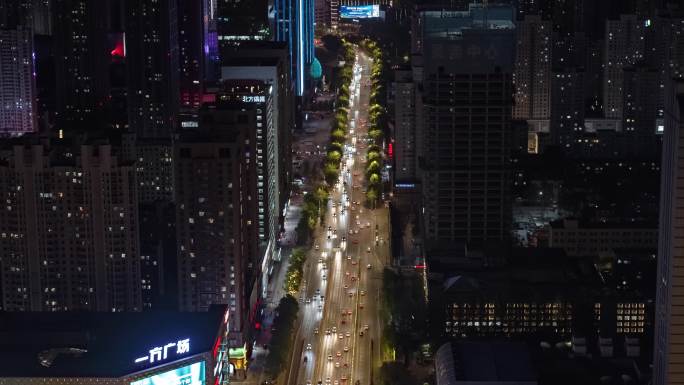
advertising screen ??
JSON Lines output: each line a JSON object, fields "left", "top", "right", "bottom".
{"left": 131, "top": 361, "right": 205, "bottom": 385}
{"left": 340, "top": 5, "right": 380, "bottom": 19}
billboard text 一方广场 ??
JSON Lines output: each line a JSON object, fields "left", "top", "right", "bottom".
{"left": 130, "top": 361, "right": 205, "bottom": 385}
{"left": 340, "top": 5, "right": 380, "bottom": 19}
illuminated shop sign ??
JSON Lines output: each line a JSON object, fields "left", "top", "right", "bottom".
{"left": 134, "top": 338, "right": 191, "bottom": 364}
{"left": 242, "top": 95, "right": 266, "bottom": 103}
{"left": 130, "top": 361, "right": 205, "bottom": 385}
{"left": 340, "top": 5, "right": 380, "bottom": 19}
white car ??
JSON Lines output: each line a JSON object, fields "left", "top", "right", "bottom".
{"left": 307, "top": 343, "right": 312, "bottom": 350}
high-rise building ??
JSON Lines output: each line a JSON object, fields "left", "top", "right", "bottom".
{"left": 175, "top": 105, "right": 261, "bottom": 346}
{"left": 217, "top": 0, "right": 269, "bottom": 43}
{"left": 314, "top": 0, "right": 339, "bottom": 30}
{"left": 0, "top": 143, "right": 142, "bottom": 312}
{"left": 178, "top": 0, "right": 210, "bottom": 110}
{"left": 0, "top": 27, "right": 36, "bottom": 136}
{"left": 513, "top": 15, "right": 552, "bottom": 133}
{"left": 215, "top": 80, "right": 280, "bottom": 269}
{"left": 220, "top": 41, "right": 294, "bottom": 240}
{"left": 270, "top": 0, "right": 314, "bottom": 96}
{"left": 603, "top": 14, "right": 645, "bottom": 124}
{"left": 415, "top": 4, "right": 515, "bottom": 253}
{"left": 125, "top": 0, "right": 179, "bottom": 139}
{"left": 52, "top": 0, "right": 111, "bottom": 129}
{"left": 550, "top": 69, "right": 585, "bottom": 148}
{"left": 653, "top": 82, "right": 684, "bottom": 385}
{"left": 392, "top": 68, "right": 417, "bottom": 185}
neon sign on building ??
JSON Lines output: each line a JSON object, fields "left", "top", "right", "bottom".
{"left": 134, "top": 338, "right": 191, "bottom": 364}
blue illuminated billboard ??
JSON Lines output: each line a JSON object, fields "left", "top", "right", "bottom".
{"left": 130, "top": 361, "right": 205, "bottom": 385}
{"left": 340, "top": 5, "right": 380, "bottom": 19}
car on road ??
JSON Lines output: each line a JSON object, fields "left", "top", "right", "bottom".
{"left": 364, "top": 324, "right": 369, "bottom": 330}
{"left": 314, "top": 328, "right": 319, "bottom": 334}
{"left": 359, "top": 330, "right": 364, "bottom": 337}
{"left": 338, "top": 333, "right": 344, "bottom": 339}
{"left": 367, "top": 247, "right": 371, "bottom": 253}
{"left": 306, "top": 298, "right": 311, "bottom": 304}
{"left": 347, "top": 255, "right": 352, "bottom": 260}
{"left": 345, "top": 332, "right": 351, "bottom": 338}
{"left": 336, "top": 351, "right": 342, "bottom": 357}
{"left": 325, "top": 329, "right": 331, "bottom": 335}
{"left": 315, "top": 244, "right": 319, "bottom": 250}
{"left": 360, "top": 303, "right": 364, "bottom": 309}
{"left": 327, "top": 355, "right": 333, "bottom": 362}
{"left": 367, "top": 264, "right": 372, "bottom": 269}
{"left": 344, "top": 346, "right": 349, "bottom": 352}
{"left": 306, "top": 343, "right": 312, "bottom": 350}
{"left": 332, "top": 327, "right": 337, "bottom": 333}
{"left": 360, "top": 290, "right": 366, "bottom": 296}
{"left": 351, "top": 260, "right": 357, "bottom": 265}
{"left": 335, "top": 362, "right": 340, "bottom": 368}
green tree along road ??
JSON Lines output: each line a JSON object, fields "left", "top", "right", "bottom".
{"left": 265, "top": 295, "right": 300, "bottom": 377}
{"left": 284, "top": 248, "right": 308, "bottom": 296}
{"left": 359, "top": 38, "right": 389, "bottom": 207}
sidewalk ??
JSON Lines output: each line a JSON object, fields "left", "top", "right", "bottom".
{"left": 233, "top": 196, "right": 303, "bottom": 385}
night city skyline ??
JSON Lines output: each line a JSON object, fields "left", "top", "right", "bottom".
{"left": 0, "top": 1, "right": 683, "bottom": 385}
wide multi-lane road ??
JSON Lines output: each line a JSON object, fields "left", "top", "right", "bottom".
{"left": 287, "top": 50, "right": 390, "bottom": 385}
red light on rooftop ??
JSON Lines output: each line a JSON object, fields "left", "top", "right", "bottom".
{"left": 110, "top": 41, "right": 125, "bottom": 57}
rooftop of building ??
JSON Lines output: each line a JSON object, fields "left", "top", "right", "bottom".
{"left": 436, "top": 341, "right": 537, "bottom": 384}
{"left": 0, "top": 306, "right": 227, "bottom": 378}
{"left": 420, "top": 3, "right": 515, "bottom": 39}
{"left": 549, "top": 218, "right": 658, "bottom": 230}
{"left": 439, "top": 247, "right": 602, "bottom": 300}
